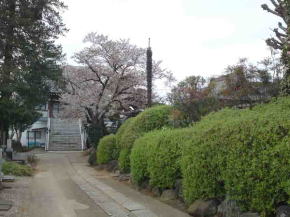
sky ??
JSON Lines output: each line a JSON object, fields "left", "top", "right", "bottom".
{"left": 58, "top": 0, "right": 281, "bottom": 94}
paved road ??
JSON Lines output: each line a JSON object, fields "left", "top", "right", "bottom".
{"left": 25, "top": 152, "right": 189, "bottom": 217}
{"left": 27, "top": 153, "right": 108, "bottom": 217}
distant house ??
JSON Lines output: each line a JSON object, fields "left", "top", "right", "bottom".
{"left": 20, "top": 93, "right": 86, "bottom": 151}
{"left": 21, "top": 103, "right": 49, "bottom": 148}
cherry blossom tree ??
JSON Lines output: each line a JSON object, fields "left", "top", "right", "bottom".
{"left": 62, "top": 33, "right": 173, "bottom": 142}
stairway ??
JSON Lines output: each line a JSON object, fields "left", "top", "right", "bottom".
{"left": 48, "top": 118, "right": 82, "bottom": 151}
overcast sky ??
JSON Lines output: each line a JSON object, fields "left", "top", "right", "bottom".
{"left": 59, "top": 0, "right": 280, "bottom": 94}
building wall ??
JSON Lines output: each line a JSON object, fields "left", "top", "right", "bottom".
{"left": 20, "top": 106, "right": 48, "bottom": 147}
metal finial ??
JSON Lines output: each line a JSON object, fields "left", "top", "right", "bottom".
{"left": 148, "top": 38, "right": 151, "bottom": 48}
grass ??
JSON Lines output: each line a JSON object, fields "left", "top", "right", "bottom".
{"left": 2, "top": 161, "right": 33, "bottom": 176}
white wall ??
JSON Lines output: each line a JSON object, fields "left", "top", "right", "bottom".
{"left": 20, "top": 109, "right": 48, "bottom": 147}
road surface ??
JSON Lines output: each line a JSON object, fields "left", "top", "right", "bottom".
{"left": 24, "top": 152, "right": 189, "bottom": 217}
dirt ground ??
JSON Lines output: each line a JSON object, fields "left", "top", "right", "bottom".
{"left": 0, "top": 152, "right": 190, "bottom": 217}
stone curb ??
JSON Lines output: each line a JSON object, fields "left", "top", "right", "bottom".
{"left": 69, "top": 164, "right": 158, "bottom": 217}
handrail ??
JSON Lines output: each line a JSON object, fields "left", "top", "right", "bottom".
{"left": 46, "top": 116, "right": 51, "bottom": 151}
{"left": 79, "top": 119, "right": 84, "bottom": 151}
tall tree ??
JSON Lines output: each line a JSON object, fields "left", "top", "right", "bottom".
{"left": 146, "top": 38, "right": 153, "bottom": 107}
{"left": 213, "top": 58, "right": 281, "bottom": 106}
{"left": 62, "top": 33, "right": 173, "bottom": 145}
{"left": 0, "top": 0, "right": 67, "bottom": 145}
{"left": 168, "top": 76, "right": 219, "bottom": 124}
{"left": 261, "top": 0, "right": 289, "bottom": 94}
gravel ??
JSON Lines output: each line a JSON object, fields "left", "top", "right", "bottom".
{"left": 0, "top": 177, "right": 31, "bottom": 217}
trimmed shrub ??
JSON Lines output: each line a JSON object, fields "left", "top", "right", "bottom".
{"left": 131, "top": 128, "right": 195, "bottom": 189}
{"left": 2, "top": 161, "right": 33, "bottom": 176}
{"left": 130, "top": 131, "right": 159, "bottom": 185}
{"left": 97, "top": 134, "right": 117, "bottom": 164}
{"left": 118, "top": 148, "right": 131, "bottom": 173}
{"left": 118, "top": 105, "right": 173, "bottom": 150}
{"left": 115, "top": 117, "right": 136, "bottom": 149}
{"left": 181, "top": 97, "right": 290, "bottom": 216}
{"left": 148, "top": 128, "right": 195, "bottom": 189}
{"left": 117, "top": 105, "right": 173, "bottom": 172}
{"left": 221, "top": 117, "right": 290, "bottom": 215}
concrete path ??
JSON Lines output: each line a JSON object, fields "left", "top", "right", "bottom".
{"left": 26, "top": 152, "right": 190, "bottom": 217}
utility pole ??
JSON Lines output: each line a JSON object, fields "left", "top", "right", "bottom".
{"left": 146, "top": 38, "right": 153, "bottom": 107}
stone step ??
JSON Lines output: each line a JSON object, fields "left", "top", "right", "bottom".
{"left": 50, "top": 135, "right": 80, "bottom": 138}
{"left": 50, "top": 138, "right": 81, "bottom": 143}
{"left": 49, "top": 143, "right": 81, "bottom": 147}
{"left": 50, "top": 128, "right": 80, "bottom": 133}
{"left": 48, "top": 147, "right": 82, "bottom": 151}
{"left": 50, "top": 132, "right": 80, "bottom": 136}
{"left": 49, "top": 118, "right": 82, "bottom": 151}
{"left": 49, "top": 144, "right": 81, "bottom": 147}
{"left": 51, "top": 124, "right": 78, "bottom": 126}
{"left": 50, "top": 127, "right": 80, "bottom": 131}
{"left": 48, "top": 144, "right": 82, "bottom": 151}
{"left": 51, "top": 123, "right": 79, "bottom": 126}
{"left": 50, "top": 140, "right": 81, "bottom": 144}
{"left": 50, "top": 118, "right": 79, "bottom": 122}
{"left": 51, "top": 129, "right": 79, "bottom": 132}
{"left": 50, "top": 126, "right": 79, "bottom": 129}
{"left": 50, "top": 142, "right": 81, "bottom": 145}
{"left": 51, "top": 127, "right": 79, "bottom": 130}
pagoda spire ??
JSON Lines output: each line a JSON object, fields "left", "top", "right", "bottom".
{"left": 146, "top": 38, "right": 153, "bottom": 107}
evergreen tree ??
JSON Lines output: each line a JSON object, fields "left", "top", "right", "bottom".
{"left": 0, "top": 0, "right": 67, "bottom": 145}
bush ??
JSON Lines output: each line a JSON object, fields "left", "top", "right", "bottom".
{"left": 116, "top": 105, "right": 173, "bottom": 172}
{"left": 130, "top": 131, "right": 159, "bottom": 185}
{"left": 97, "top": 134, "right": 117, "bottom": 164}
{"left": 147, "top": 128, "right": 195, "bottom": 189}
{"left": 118, "top": 105, "right": 173, "bottom": 150}
{"left": 118, "top": 148, "right": 131, "bottom": 173}
{"left": 2, "top": 161, "right": 33, "bottom": 176}
{"left": 131, "top": 128, "right": 194, "bottom": 189}
{"left": 181, "top": 97, "right": 290, "bottom": 216}
{"left": 115, "top": 117, "right": 136, "bottom": 148}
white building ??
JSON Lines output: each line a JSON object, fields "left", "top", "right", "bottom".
{"left": 20, "top": 94, "right": 86, "bottom": 151}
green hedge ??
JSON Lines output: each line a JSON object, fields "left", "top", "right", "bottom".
{"left": 130, "top": 131, "right": 159, "bottom": 185}
{"left": 97, "top": 134, "right": 117, "bottom": 164}
{"left": 131, "top": 128, "right": 194, "bottom": 189}
{"left": 118, "top": 105, "right": 173, "bottom": 149}
{"left": 130, "top": 97, "right": 290, "bottom": 216}
{"left": 147, "top": 128, "right": 194, "bottom": 189}
{"left": 117, "top": 105, "right": 173, "bottom": 172}
{"left": 181, "top": 97, "right": 290, "bottom": 216}
{"left": 118, "top": 148, "right": 131, "bottom": 173}
{"left": 115, "top": 117, "right": 136, "bottom": 150}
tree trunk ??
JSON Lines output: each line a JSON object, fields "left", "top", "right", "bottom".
{"left": 0, "top": 1, "right": 16, "bottom": 147}
{"left": 281, "top": 16, "right": 290, "bottom": 95}
{"left": 2, "top": 0, "right": 15, "bottom": 98}
{"left": 87, "top": 116, "right": 107, "bottom": 148}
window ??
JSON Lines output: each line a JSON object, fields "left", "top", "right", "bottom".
{"left": 35, "top": 131, "right": 41, "bottom": 139}
{"left": 27, "top": 131, "right": 41, "bottom": 139}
